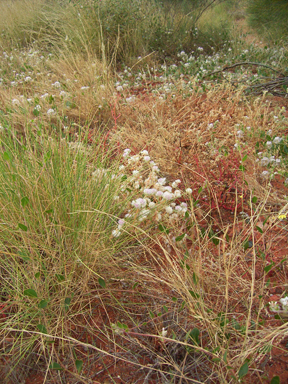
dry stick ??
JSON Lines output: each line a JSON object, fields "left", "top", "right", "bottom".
{"left": 202, "top": 62, "right": 286, "bottom": 78}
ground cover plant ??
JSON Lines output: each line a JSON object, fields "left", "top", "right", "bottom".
{"left": 1, "top": 0, "right": 288, "bottom": 383}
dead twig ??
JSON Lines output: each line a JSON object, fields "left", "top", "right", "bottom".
{"left": 203, "top": 61, "right": 286, "bottom": 78}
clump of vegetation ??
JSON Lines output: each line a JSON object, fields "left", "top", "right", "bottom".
{"left": 247, "top": 0, "right": 288, "bottom": 43}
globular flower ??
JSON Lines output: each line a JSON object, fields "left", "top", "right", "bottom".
{"left": 260, "top": 157, "right": 269, "bottom": 166}
{"left": 163, "top": 191, "right": 174, "bottom": 200}
{"left": 237, "top": 130, "right": 244, "bottom": 138}
{"left": 47, "top": 108, "right": 56, "bottom": 116}
{"left": 12, "top": 98, "right": 20, "bottom": 107}
{"left": 266, "top": 141, "right": 272, "bottom": 148}
{"left": 149, "top": 202, "right": 156, "bottom": 208}
{"left": 174, "top": 190, "right": 181, "bottom": 198}
{"left": 123, "top": 149, "right": 131, "bottom": 157}
{"left": 152, "top": 165, "right": 160, "bottom": 172}
{"left": 280, "top": 296, "right": 288, "bottom": 310}
{"left": 143, "top": 156, "right": 150, "bottom": 162}
{"left": 156, "top": 191, "right": 163, "bottom": 197}
{"left": 118, "top": 219, "right": 125, "bottom": 228}
{"left": 158, "top": 178, "right": 166, "bottom": 186}
{"left": 166, "top": 206, "right": 173, "bottom": 214}
{"left": 132, "top": 198, "right": 146, "bottom": 208}
{"left": 261, "top": 170, "right": 270, "bottom": 179}
{"left": 144, "top": 188, "right": 157, "bottom": 195}
{"left": 141, "top": 150, "right": 149, "bottom": 155}
{"left": 185, "top": 188, "right": 192, "bottom": 194}
{"left": 273, "top": 137, "right": 282, "bottom": 144}
{"left": 112, "top": 228, "right": 121, "bottom": 237}
{"left": 269, "top": 301, "right": 280, "bottom": 312}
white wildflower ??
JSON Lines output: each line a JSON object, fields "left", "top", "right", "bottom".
{"left": 47, "top": 108, "right": 55, "bottom": 116}
{"left": 166, "top": 206, "right": 173, "bottom": 214}
{"left": 273, "top": 137, "right": 282, "bottom": 144}
{"left": 158, "top": 178, "right": 166, "bottom": 185}
{"left": 112, "top": 228, "right": 121, "bottom": 237}
{"left": 260, "top": 157, "right": 270, "bottom": 166}
{"left": 163, "top": 191, "right": 174, "bottom": 200}
{"left": 174, "top": 190, "right": 181, "bottom": 198}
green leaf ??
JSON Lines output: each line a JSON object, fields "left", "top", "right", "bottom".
{"left": 36, "top": 324, "right": 47, "bottom": 334}
{"left": 163, "top": 305, "right": 168, "bottom": 313}
{"left": 256, "top": 226, "right": 263, "bottom": 234}
{"left": 172, "top": 297, "right": 177, "bottom": 302}
{"left": 24, "top": 289, "right": 37, "bottom": 298}
{"left": 3, "top": 152, "right": 11, "bottom": 161}
{"left": 116, "top": 321, "right": 128, "bottom": 330}
{"left": 21, "top": 196, "right": 29, "bottom": 207}
{"left": 45, "top": 209, "right": 53, "bottom": 214}
{"left": 270, "top": 376, "right": 280, "bottom": 384}
{"left": 192, "top": 272, "right": 198, "bottom": 285}
{"left": 18, "top": 223, "right": 27, "bottom": 231}
{"left": 238, "top": 362, "right": 249, "bottom": 379}
{"left": 75, "top": 359, "right": 83, "bottom": 374}
{"left": 56, "top": 274, "right": 65, "bottom": 282}
{"left": 49, "top": 362, "right": 62, "bottom": 370}
{"left": 35, "top": 272, "right": 40, "bottom": 278}
{"left": 64, "top": 297, "right": 71, "bottom": 311}
{"left": 239, "top": 164, "right": 245, "bottom": 171}
{"left": 212, "top": 237, "right": 219, "bottom": 245}
{"left": 38, "top": 299, "right": 48, "bottom": 309}
{"left": 189, "top": 290, "right": 200, "bottom": 299}
{"left": 198, "top": 186, "right": 203, "bottom": 194}
{"left": 223, "top": 350, "right": 227, "bottom": 364}
{"left": 252, "top": 196, "right": 258, "bottom": 204}
{"left": 175, "top": 233, "right": 185, "bottom": 242}
{"left": 241, "top": 154, "right": 247, "bottom": 162}
{"left": 98, "top": 278, "right": 106, "bottom": 288}
{"left": 33, "top": 108, "right": 40, "bottom": 117}
{"left": 158, "top": 224, "right": 169, "bottom": 234}
{"left": 188, "top": 328, "right": 200, "bottom": 345}
{"left": 185, "top": 211, "right": 189, "bottom": 219}
{"left": 212, "top": 357, "right": 221, "bottom": 363}
{"left": 264, "top": 264, "right": 273, "bottom": 274}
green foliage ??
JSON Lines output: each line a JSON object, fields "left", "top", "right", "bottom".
{"left": 247, "top": 0, "right": 288, "bottom": 42}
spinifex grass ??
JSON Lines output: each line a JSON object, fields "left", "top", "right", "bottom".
{"left": 0, "top": 126, "right": 144, "bottom": 380}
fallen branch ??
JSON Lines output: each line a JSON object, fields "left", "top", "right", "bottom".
{"left": 203, "top": 62, "right": 286, "bottom": 78}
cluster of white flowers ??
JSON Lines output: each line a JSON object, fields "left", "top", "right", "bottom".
{"left": 269, "top": 296, "right": 288, "bottom": 313}
{"left": 110, "top": 149, "right": 193, "bottom": 238}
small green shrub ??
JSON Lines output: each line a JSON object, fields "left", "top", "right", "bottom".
{"left": 247, "top": 0, "right": 288, "bottom": 43}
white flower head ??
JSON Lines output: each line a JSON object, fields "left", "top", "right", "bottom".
{"left": 273, "top": 137, "right": 282, "bottom": 144}
{"left": 158, "top": 178, "right": 166, "bottom": 186}
{"left": 163, "top": 191, "right": 174, "bottom": 200}
{"left": 47, "top": 108, "right": 56, "bottom": 116}
{"left": 185, "top": 188, "right": 192, "bottom": 194}
{"left": 174, "top": 190, "right": 181, "bottom": 198}
{"left": 166, "top": 206, "right": 173, "bottom": 214}
{"left": 112, "top": 229, "right": 121, "bottom": 237}
{"left": 269, "top": 301, "right": 280, "bottom": 312}
{"left": 260, "top": 157, "right": 269, "bottom": 166}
